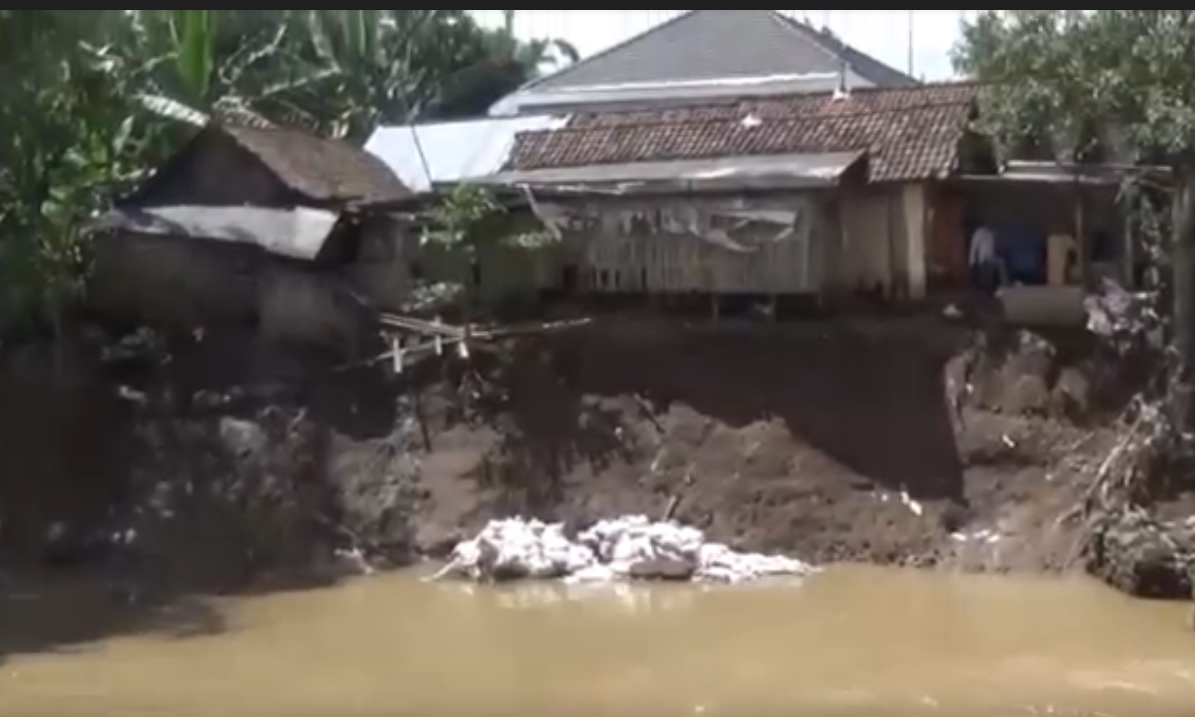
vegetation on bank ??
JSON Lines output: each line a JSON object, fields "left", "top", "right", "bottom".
{"left": 954, "top": 11, "right": 1193, "bottom": 411}
{"left": 954, "top": 12, "right": 1195, "bottom": 554}
{"left": 0, "top": 9, "right": 574, "bottom": 337}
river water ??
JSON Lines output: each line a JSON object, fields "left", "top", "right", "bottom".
{"left": 1, "top": 566, "right": 1192, "bottom": 716}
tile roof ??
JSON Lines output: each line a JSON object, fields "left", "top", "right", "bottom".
{"left": 507, "top": 82, "right": 978, "bottom": 183}
{"left": 221, "top": 125, "right": 411, "bottom": 206}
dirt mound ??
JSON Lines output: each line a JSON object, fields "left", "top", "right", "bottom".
{"left": 401, "top": 319, "right": 1125, "bottom": 573}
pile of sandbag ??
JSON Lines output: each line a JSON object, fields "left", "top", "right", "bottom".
{"left": 431, "top": 515, "right": 816, "bottom": 585}
{"left": 443, "top": 518, "right": 598, "bottom": 581}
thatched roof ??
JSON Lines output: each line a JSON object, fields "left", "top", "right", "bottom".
{"left": 218, "top": 124, "right": 411, "bottom": 206}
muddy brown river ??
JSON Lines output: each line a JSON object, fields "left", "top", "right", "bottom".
{"left": 0, "top": 566, "right": 1192, "bottom": 716}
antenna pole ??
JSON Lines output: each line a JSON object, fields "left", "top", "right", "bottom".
{"left": 907, "top": 10, "right": 914, "bottom": 76}
{"left": 410, "top": 125, "right": 434, "bottom": 192}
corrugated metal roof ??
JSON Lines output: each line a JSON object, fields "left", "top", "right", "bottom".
{"left": 363, "top": 115, "right": 568, "bottom": 193}
{"left": 478, "top": 151, "right": 865, "bottom": 194}
{"left": 96, "top": 205, "right": 341, "bottom": 261}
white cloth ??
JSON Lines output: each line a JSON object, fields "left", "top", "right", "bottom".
{"left": 969, "top": 226, "right": 996, "bottom": 266}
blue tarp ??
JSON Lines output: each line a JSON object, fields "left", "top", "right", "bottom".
{"left": 996, "top": 222, "right": 1046, "bottom": 284}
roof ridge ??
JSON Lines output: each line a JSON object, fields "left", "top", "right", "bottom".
{"left": 510, "top": 11, "right": 701, "bottom": 97}
{"left": 539, "top": 101, "right": 973, "bottom": 136}
{"left": 561, "top": 80, "right": 975, "bottom": 115}
{"left": 770, "top": 12, "right": 918, "bottom": 86}
{"left": 766, "top": 12, "right": 848, "bottom": 71}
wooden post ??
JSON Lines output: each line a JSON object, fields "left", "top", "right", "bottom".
{"left": 1073, "top": 183, "right": 1087, "bottom": 283}
{"left": 1123, "top": 191, "right": 1136, "bottom": 288}
{"left": 392, "top": 335, "right": 404, "bottom": 375}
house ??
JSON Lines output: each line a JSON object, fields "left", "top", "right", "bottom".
{"left": 121, "top": 123, "right": 409, "bottom": 209}
{"left": 90, "top": 123, "right": 415, "bottom": 354}
{"left": 948, "top": 160, "right": 1159, "bottom": 325}
{"left": 464, "top": 81, "right": 993, "bottom": 308}
{"left": 475, "top": 80, "right": 1150, "bottom": 323}
{"left": 489, "top": 10, "right": 918, "bottom": 117}
{"left": 368, "top": 12, "right": 918, "bottom": 194}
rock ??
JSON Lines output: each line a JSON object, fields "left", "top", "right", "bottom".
{"left": 438, "top": 515, "right": 817, "bottom": 586}
{"left": 963, "top": 330, "right": 1062, "bottom": 415}
{"left": 1088, "top": 511, "right": 1195, "bottom": 599}
{"left": 995, "top": 332, "right": 1056, "bottom": 414}
{"left": 1051, "top": 367, "right": 1092, "bottom": 416}
{"left": 218, "top": 418, "right": 267, "bottom": 459}
{"left": 1000, "top": 374, "right": 1052, "bottom": 415}
{"left": 1005, "top": 331, "right": 1057, "bottom": 380}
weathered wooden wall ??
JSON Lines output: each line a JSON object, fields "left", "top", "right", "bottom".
{"left": 832, "top": 182, "right": 928, "bottom": 300}
{"left": 534, "top": 192, "right": 831, "bottom": 295}
{"left": 90, "top": 231, "right": 262, "bottom": 327}
{"left": 90, "top": 228, "right": 385, "bottom": 356}
{"left": 343, "top": 214, "right": 414, "bottom": 313}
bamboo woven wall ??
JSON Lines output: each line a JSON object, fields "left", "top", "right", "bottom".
{"left": 550, "top": 193, "right": 828, "bottom": 295}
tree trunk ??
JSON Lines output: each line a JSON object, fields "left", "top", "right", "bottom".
{"left": 1172, "top": 164, "right": 1195, "bottom": 427}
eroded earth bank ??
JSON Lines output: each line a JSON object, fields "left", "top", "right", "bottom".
{"left": 1, "top": 315, "right": 1192, "bottom": 607}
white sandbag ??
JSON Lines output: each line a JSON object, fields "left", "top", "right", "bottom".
{"left": 436, "top": 515, "right": 816, "bottom": 585}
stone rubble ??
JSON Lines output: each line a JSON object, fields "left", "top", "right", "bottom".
{"left": 432, "top": 515, "right": 817, "bottom": 585}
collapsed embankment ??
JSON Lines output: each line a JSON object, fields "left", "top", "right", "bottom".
{"left": 0, "top": 315, "right": 1191, "bottom": 599}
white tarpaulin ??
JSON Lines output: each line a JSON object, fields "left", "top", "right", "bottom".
{"left": 96, "top": 205, "right": 342, "bottom": 261}
{"left": 364, "top": 115, "right": 569, "bottom": 194}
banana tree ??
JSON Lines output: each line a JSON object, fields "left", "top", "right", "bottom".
{"left": 109, "top": 10, "right": 294, "bottom": 130}
{"left": 255, "top": 10, "right": 495, "bottom": 140}
{"left": 261, "top": 10, "right": 582, "bottom": 136}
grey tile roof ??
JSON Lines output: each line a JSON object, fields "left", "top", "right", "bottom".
{"left": 524, "top": 11, "right": 918, "bottom": 94}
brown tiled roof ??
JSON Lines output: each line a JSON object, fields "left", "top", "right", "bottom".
{"left": 221, "top": 125, "right": 411, "bottom": 205}
{"left": 508, "top": 82, "right": 978, "bottom": 182}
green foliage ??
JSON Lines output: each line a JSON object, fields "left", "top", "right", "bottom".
{"left": 955, "top": 11, "right": 1195, "bottom": 428}
{"left": 422, "top": 184, "right": 506, "bottom": 255}
{"left": 434, "top": 11, "right": 579, "bottom": 120}
{"left": 0, "top": 11, "right": 162, "bottom": 333}
{"left": 422, "top": 184, "right": 557, "bottom": 255}
{"left": 953, "top": 11, "right": 1195, "bottom": 164}
{"left": 0, "top": 10, "right": 577, "bottom": 335}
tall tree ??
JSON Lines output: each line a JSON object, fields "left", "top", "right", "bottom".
{"left": 0, "top": 10, "right": 151, "bottom": 335}
{"left": 264, "top": 10, "right": 495, "bottom": 139}
{"left": 432, "top": 10, "right": 580, "bottom": 119}
{"left": 109, "top": 10, "right": 295, "bottom": 129}
{"left": 954, "top": 10, "right": 1195, "bottom": 425}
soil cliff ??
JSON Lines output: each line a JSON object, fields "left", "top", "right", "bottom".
{"left": 0, "top": 316, "right": 1191, "bottom": 599}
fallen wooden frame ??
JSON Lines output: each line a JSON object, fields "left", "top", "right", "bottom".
{"left": 334, "top": 315, "right": 592, "bottom": 374}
